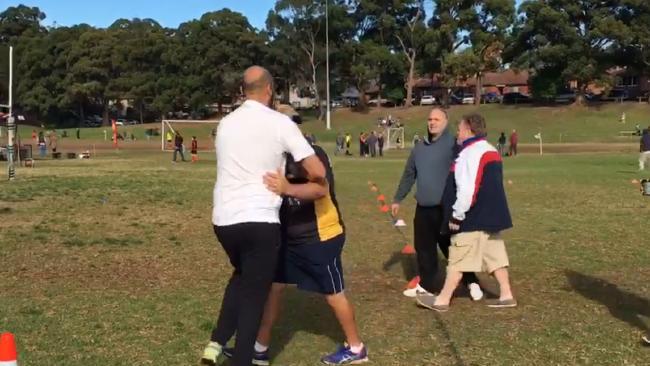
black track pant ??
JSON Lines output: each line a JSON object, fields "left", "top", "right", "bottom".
{"left": 210, "top": 223, "right": 280, "bottom": 366}
{"left": 414, "top": 205, "right": 479, "bottom": 293}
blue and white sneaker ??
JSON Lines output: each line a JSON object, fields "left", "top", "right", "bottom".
{"left": 221, "top": 346, "right": 270, "bottom": 366}
{"left": 321, "top": 344, "right": 369, "bottom": 365}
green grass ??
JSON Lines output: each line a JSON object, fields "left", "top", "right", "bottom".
{"left": 15, "top": 102, "right": 650, "bottom": 147}
{"left": 1, "top": 146, "right": 650, "bottom": 365}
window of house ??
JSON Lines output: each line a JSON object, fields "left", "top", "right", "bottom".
{"left": 617, "top": 76, "right": 638, "bottom": 86}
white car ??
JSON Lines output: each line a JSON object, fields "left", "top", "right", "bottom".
{"left": 367, "top": 98, "right": 388, "bottom": 106}
{"left": 420, "top": 95, "right": 436, "bottom": 105}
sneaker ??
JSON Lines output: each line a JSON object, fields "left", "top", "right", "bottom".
{"left": 486, "top": 298, "right": 518, "bottom": 308}
{"left": 403, "top": 284, "right": 431, "bottom": 298}
{"left": 222, "top": 346, "right": 270, "bottom": 366}
{"left": 200, "top": 342, "right": 222, "bottom": 365}
{"left": 321, "top": 344, "right": 368, "bottom": 365}
{"left": 416, "top": 293, "right": 449, "bottom": 312}
{"left": 468, "top": 283, "right": 484, "bottom": 301}
{"left": 642, "top": 335, "right": 650, "bottom": 345}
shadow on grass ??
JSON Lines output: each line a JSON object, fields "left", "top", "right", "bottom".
{"left": 565, "top": 270, "right": 650, "bottom": 334}
{"left": 215, "top": 288, "right": 341, "bottom": 365}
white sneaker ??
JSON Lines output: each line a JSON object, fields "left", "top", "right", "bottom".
{"left": 468, "top": 283, "right": 484, "bottom": 301}
{"left": 403, "top": 284, "right": 432, "bottom": 298}
{"left": 201, "top": 342, "right": 222, "bottom": 365}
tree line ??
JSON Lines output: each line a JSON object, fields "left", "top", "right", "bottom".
{"left": 1, "top": 0, "right": 649, "bottom": 126}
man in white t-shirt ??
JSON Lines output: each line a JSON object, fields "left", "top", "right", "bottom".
{"left": 202, "top": 66, "right": 326, "bottom": 366}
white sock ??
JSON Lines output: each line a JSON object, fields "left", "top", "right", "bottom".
{"left": 254, "top": 341, "right": 268, "bottom": 353}
{"left": 349, "top": 343, "right": 364, "bottom": 354}
{"left": 209, "top": 341, "right": 222, "bottom": 349}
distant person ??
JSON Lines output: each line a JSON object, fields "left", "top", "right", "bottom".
{"left": 367, "top": 131, "right": 378, "bottom": 157}
{"left": 359, "top": 132, "right": 366, "bottom": 157}
{"left": 378, "top": 131, "right": 385, "bottom": 157}
{"left": 509, "top": 129, "right": 518, "bottom": 156}
{"left": 49, "top": 131, "right": 58, "bottom": 153}
{"left": 191, "top": 136, "right": 199, "bottom": 163}
{"left": 497, "top": 132, "right": 506, "bottom": 156}
{"left": 335, "top": 133, "right": 344, "bottom": 156}
{"left": 345, "top": 133, "right": 352, "bottom": 156}
{"left": 38, "top": 131, "right": 46, "bottom": 158}
{"left": 76, "top": 128, "right": 80, "bottom": 139}
{"left": 412, "top": 133, "right": 421, "bottom": 146}
{"left": 417, "top": 113, "right": 515, "bottom": 311}
{"left": 173, "top": 132, "right": 186, "bottom": 162}
{"left": 166, "top": 130, "right": 173, "bottom": 148}
{"left": 640, "top": 128, "right": 650, "bottom": 171}
{"left": 31, "top": 129, "right": 37, "bottom": 143}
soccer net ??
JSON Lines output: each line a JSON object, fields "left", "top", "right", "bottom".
{"left": 161, "top": 119, "right": 220, "bottom": 152}
{"left": 386, "top": 127, "right": 405, "bottom": 150}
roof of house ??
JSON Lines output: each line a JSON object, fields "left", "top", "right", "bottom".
{"left": 466, "top": 69, "right": 529, "bottom": 86}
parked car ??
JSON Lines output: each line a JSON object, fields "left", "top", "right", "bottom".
{"left": 601, "top": 88, "right": 630, "bottom": 101}
{"left": 554, "top": 90, "right": 576, "bottom": 104}
{"left": 420, "top": 95, "right": 436, "bottom": 105}
{"left": 115, "top": 119, "right": 126, "bottom": 126}
{"left": 502, "top": 92, "right": 532, "bottom": 104}
{"left": 451, "top": 92, "right": 475, "bottom": 104}
{"left": 482, "top": 92, "right": 502, "bottom": 104}
{"left": 331, "top": 98, "right": 344, "bottom": 108}
{"left": 367, "top": 98, "right": 388, "bottom": 106}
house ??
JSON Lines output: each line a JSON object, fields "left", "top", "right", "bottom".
{"left": 465, "top": 70, "right": 530, "bottom": 95}
{"left": 586, "top": 67, "right": 650, "bottom": 97}
{"left": 412, "top": 69, "right": 531, "bottom": 99}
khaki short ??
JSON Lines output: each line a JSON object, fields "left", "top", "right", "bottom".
{"left": 448, "top": 231, "right": 509, "bottom": 273}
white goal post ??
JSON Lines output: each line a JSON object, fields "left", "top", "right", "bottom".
{"left": 161, "top": 119, "right": 220, "bottom": 152}
{"left": 385, "top": 126, "right": 405, "bottom": 150}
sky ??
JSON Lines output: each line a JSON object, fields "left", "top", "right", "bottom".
{"left": 2, "top": 0, "right": 277, "bottom": 29}
{"left": 2, "top": 0, "right": 526, "bottom": 30}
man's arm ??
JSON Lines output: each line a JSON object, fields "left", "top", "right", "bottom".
{"left": 391, "top": 149, "right": 417, "bottom": 216}
{"left": 451, "top": 154, "right": 476, "bottom": 225}
{"left": 263, "top": 170, "right": 329, "bottom": 200}
{"left": 393, "top": 149, "right": 417, "bottom": 203}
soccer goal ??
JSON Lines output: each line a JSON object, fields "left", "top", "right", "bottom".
{"left": 385, "top": 126, "right": 405, "bottom": 150}
{"left": 161, "top": 119, "right": 220, "bottom": 152}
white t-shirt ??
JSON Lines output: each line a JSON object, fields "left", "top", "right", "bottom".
{"left": 213, "top": 100, "right": 315, "bottom": 226}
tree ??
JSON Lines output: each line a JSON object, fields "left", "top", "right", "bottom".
{"left": 464, "top": 0, "right": 515, "bottom": 104}
{"left": 508, "top": 0, "right": 629, "bottom": 104}
{"left": 267, "top": 0, "right": 325, "bottom": 118}
{"left": 0, "top": 5, "right": 46, "bottom": 44}
{"left": 109, "top": 18, "right": 167, "bottom": 122}
{"left": 175, "top": 10, "right": 267, "bottom": 114}
{"left": 66, "top": 28, "right": 121, "bottom": 125}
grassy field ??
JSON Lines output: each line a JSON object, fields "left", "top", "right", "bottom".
{"left": 13, "top": 102, "right": 650, "bottom": 149}
{"left": 1, "top": 143, "right": 650, "bottom": 365}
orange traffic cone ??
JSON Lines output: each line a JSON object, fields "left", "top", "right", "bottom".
{"left": 0, "top": 332, "right": 18, "bottom": 366}
{"left": 401, "top": 244, "right": 416, "bottom": 254}
{"left": 405, "top": 276, "right": 420, "bottom": 289}
{"left": 380, "top": 204, "right": 389, "bottom": 213}
{"left": 376, "top": 194, "right": 385, "bottom": 202}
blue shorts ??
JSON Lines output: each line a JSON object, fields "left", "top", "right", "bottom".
{"left": 275, "top": 234, "right": 345, "bottom": 295}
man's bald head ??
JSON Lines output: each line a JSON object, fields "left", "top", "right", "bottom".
{"left": 243, "top": 66, "right": 273, "bottom": 98}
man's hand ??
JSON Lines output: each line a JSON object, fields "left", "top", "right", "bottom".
{"left": 391, "top": 203, "right": 400, "bottom": 218}
{"left": 448, "top": 222, "right": 460, "bottom": 232}
{"left": 263, "top": 169, "right": 289, "bottom": 195}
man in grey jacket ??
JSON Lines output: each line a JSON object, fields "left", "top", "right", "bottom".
{"left": 392, "top": 108, "right": 483, "bottom": 300}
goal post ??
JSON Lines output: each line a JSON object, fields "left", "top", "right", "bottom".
{"left": 386, "top": 126, "right": 405, "bottom": 150}
{"left": 161, "top": 119, "right": 220, "bottom": 152}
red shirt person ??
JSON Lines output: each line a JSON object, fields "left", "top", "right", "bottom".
{"left": 509, "top": 129, "right": 518, "bottom": 156}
